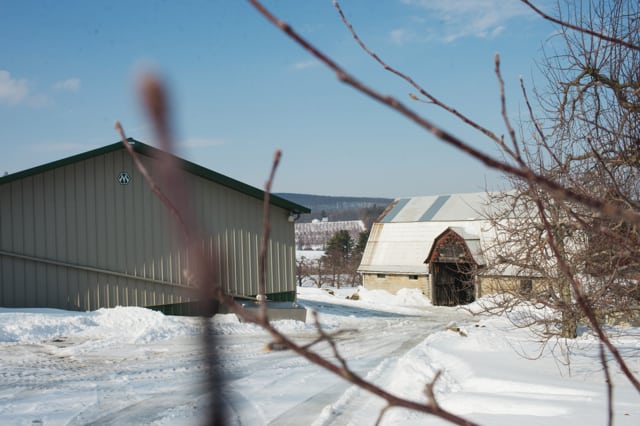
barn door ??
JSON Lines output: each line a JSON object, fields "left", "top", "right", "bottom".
{"left": 432, "top": 263, "right": 475, "bottom": 306}
{"left": 426, "top": 228, "right": 478, "bottom": 306}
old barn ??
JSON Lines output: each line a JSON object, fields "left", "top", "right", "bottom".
{"left": 0, "top": 139, "right": 309, "bottom": 313}
{"left": 358, "top": 192, "right": 526, "bottom": 306}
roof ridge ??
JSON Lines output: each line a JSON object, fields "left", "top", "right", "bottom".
{"left": 0, "top": 138, "right": 309, "bottom": 214}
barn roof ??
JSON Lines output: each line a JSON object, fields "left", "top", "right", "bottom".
{"left": 358, "top": 192, "right": 492, "bottom": 275}
{"left": 378, "top": 192, "right": 491, "bottom": 223}
{"left": 0, "top": 138, "right": 310, "bottom": 214}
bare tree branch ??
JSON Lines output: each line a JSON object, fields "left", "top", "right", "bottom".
{"left": 425, "top": 370, "right": 443, "bottom": 411}
{"left": 520, "top": 0, "right": 640, "bottom": 52}
{"left": 333, "top": 0, "right": 502, "bottom": 145}
{"left": 495, "top": 53, "right": 523, "bottom": 163}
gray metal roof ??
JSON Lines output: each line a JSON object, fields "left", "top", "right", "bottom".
{"left": 379, "top": 192, "right": 491, "bottom": 223}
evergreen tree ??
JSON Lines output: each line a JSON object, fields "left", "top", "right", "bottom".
{"left": 325, "top": 230, "right": 353, "bottom": 265}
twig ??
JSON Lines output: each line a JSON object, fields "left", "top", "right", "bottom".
{"left": 520, "top": 0, "right": 640, "bottom": 52}
{"left": 519, "top": 76, "right": 546, "bottom": 144}
{"left": 375, "top": 405, "right": 392, "bottom": 426}
{"left": 299, "top": 327, "right": 354, "bottom": 350}
{"left": 495, "top": 54, "right": 522, "bottom": 162}
{"left": 333, "top": 0, "right": 502, "bottom": 144}
{"left": 425, "top": 370, "right": 443, "bottom": 411}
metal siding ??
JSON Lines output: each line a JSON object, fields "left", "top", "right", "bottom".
{"left": 187, "top": 171, "right": 297, "bottom": 299}
{"left": 12, "top": 180, "right": 26, "bottom": 305}
{"left": 246, "top": 194, "right": 260, "bottom": 296}
{"left": 240, "top": 199, "right": 250, "bottom": 295}
{"left": 67, "top": 164, "right": 81, "bottom": 309}
{"left": 94, "top": 156, "right": 108, "bottom": 271}
{"left": 84, "top": 158, "right": 98, "bottom": 272}
{"left": 85, "top": 158, "right": 98, "bottom": 309}
{"left": 11, "top": 181, "right": 24, "bottom": 254}
{"left": 105, "top": 153, "right": 118, "bottom": 282}
{"left": 271, "top": 210, "right": 281, "bottom": 293}
{"left": 33, "top": 174, "right": 47, "bottom": 306}
{"left": 22, "top": 177, "right": 36, "bottom": 304}
{"left": 61, "top": 165, "right": 83, "bottom": 308}
{"left": 143, "top": 155, "right": 161, "bottom": 281}
{"left": 126, "top": 154, "right": 143, "bottom": 299}
{"left": 54, "top": 168, "right": 67, "bottom": 308}
{"left": 1, "top": 145, "right": 299, "bottom": 310}
{"left": 101, "top": 154, "right": 116, "bottom": 306}
{"left": 234, "top": 190, "right": 246, "bottom": 295}
{"left": 0, "top": 184, "right": 12, "bottom": 304}
{"left": 114, "top": 151, "right": 127, "bottom": 287}
{"left": 140, "top": 156, "right": 156, "bottom": 282}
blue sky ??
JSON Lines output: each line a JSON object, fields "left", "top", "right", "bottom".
{"left": 0, "top": 0, "right": 554, "bottom": 198}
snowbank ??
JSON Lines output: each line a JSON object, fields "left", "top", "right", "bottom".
{"left": 297, "top": 285, "right": 432, "bottom": 317}
{"left": 380, "top": 312, "right": 640, "bottom": 425}
{"left": 0, "top": 306, "right": 203, "bottom": 345}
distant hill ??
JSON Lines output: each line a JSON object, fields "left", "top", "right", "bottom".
{"left": 276, "top": 193, "right": 393, "bottom": 228}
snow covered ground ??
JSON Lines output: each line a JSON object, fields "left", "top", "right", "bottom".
{"left": 1, "top": 286, "right": 639, "bottom": 425}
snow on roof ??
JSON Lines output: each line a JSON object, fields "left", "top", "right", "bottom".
{"left": 379, "top": 192, "right": 492, "bottom": 223}
{"left": 358, "top": 221, "right": 487, "bottom": 275}
{"left": 359, "top": 192, "right": 494, "bottom": 275}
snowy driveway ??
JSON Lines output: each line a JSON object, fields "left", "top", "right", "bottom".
{"left": 0, "top": 288, "right": 470, "bottom": 425}
{"left": 4, "top": 287, "right": 637, "bottom": 425}
{"left": 222, "top": 296, "right": 470, "bottom": 425}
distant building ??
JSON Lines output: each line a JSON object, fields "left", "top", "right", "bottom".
{"left": 0, "top": 139, "right": 309, "bottom": 312}
{"left": 358, "top": 192, "right": 530, "bottom": 306}
{"left": 295, "top": 220, "right": 366, "bottom": 250}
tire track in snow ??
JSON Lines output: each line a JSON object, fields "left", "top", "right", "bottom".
{"left": 0, "top": 336, "right": 209, "bottom": 424}
{"left": 268, "top": 310, "right": 470, "bottom": 426}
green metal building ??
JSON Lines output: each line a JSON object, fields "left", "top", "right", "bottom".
{"left": 0, "top": 139, "right": 309, "bottom": 312}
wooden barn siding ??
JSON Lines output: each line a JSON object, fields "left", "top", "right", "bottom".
{"left": 0, "top": 148, "right": 296, "bottom": 310}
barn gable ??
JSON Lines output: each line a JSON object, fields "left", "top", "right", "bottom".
{"left": 0, "top": 139, "right": 309, "bottom": 312}
{"left": 425, "top": 227, "right": 485, "bottom": 267}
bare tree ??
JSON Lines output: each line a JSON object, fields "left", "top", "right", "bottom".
{"left": 296, "top": 255, "right": 315, "bottom": 287}
{"left": 480, "top": 0, "right": 640, "bottom": 344}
